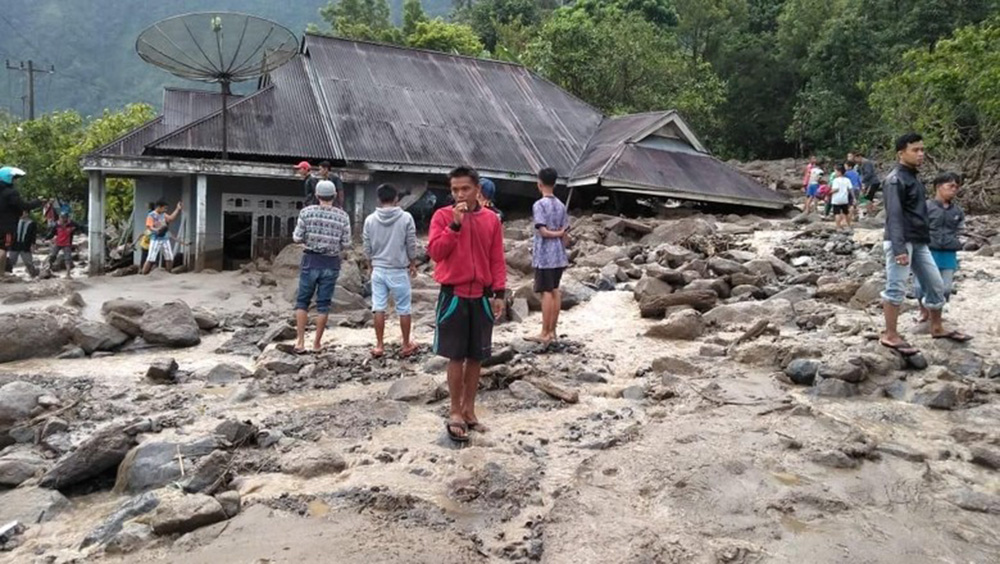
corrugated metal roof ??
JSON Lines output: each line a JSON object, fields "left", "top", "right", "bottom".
{"left": 162, "top": 88, "right": 236, "bottom": 129}
{"left": 570, "top": 112, "right": 674, "bottom": 180}
{"left": 147, "top": 57, "right": 337, "bottom": 159}
{"left": 602, "top": 145, "right": 787, "bottom": 207}
{"left": 96, "top": 89, "right": 232, "bottom": 157}
{"left": 305, "top": 34, "right": 602, "bottom": 175}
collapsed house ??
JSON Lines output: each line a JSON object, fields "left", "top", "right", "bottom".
{"left": 82, "top": 33, "right": 787, "bottom": 273}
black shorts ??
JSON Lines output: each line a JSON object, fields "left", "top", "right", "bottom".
{"left": 534, "top": 267, "right": 564, "bottom": 293}
{"left": 865, "top": 183, "right": 881, "bottom": 201}
{"left": 433, "top": 287, "right": 495, "bottom": 361}
{"left": 833, "top": 204, "right": 851, "bottom": 216}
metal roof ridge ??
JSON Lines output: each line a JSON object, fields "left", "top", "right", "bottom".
{"left": 303, "top": 31, "right": 527, "bottom": 69}
{"left": 300, "top": 47, "right": 345, "bottom": 161}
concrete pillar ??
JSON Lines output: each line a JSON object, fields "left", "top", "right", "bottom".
{"left": 353, "top": 183, "right": 365, "bottom": 241}
{"left": 181, "top": 175, "right": 192, "bottom": 266}
{"left": 194, "top": 174, "right": 208, "bottom": 272}
{"left": 87, "top": 171, "right": 106, "bottom": 276}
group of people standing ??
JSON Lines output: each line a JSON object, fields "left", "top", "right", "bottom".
{"left": 290, "top": 163, "right": 569, "bottom": 443}
{"left": 802, "top": 152, "right": 881, "bottom": 228}
{"left": 0, "top": 167, "right": 86, "bottom": 280}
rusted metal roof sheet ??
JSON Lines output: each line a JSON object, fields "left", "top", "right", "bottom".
{"left": 602, "top": 145, "right": 787, "bottom": 208}
{"left": 304, "top": 34, "right": 602, "bottom": 175}
{"left": 147, "top": 56, "right": 337, "bottom": 160}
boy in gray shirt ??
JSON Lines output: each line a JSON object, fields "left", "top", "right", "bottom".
{"left": 363, "top": 183, "right": 418, "bottom": 358}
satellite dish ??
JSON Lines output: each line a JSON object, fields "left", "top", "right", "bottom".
{"left": 136, "top": 12, "right": 298, "bottom": 159}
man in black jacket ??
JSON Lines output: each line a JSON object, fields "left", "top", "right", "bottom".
{"left": 7, "top": 210, "right": 38, "bottom": 277}
{"left": 880, "top": 133, "right": 971, "bottom": 356}
{"left": 0, "top": 166, "right": 40, "bottom": 277}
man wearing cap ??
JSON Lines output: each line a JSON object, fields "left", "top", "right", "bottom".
{"left": 0, "top": 166, "right": 40, "bottom": 277}
{"left": 292, "top": 179, "right": 351, "bottom": 354}
{"left": 299, "top": 160, "right": 345, "bottom": 209}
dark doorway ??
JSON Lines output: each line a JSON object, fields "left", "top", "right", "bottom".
{"left": 223, "top": 211, "right": 253, "bottom": 270}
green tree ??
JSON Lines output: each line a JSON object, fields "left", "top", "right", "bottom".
{"left": 570, "top": 0, "right": 679, "bottom": 27}
{"left": 674, "top": 0, "right": 747, "bottom": 63}
{"left": 317, "top": 0, "right": 405, "bottom": 43}
{"left": 870, "top": 17, "right": 1000, "bottom": 210}
{"left": 402, "top": 0, "right": 429, "bottom": 36}
{"left": 407, "top": 19, "right": 485, "bottom": 55}
{"left": 0, "top": 104, "right": 155, "bottom": 227}
{"left": 469, "top": 0, "right": 540, "bottom": 51}
{"left": 524, "top": 9, "right": 724, "bottom": 128}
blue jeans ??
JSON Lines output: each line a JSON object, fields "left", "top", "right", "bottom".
{"left": 295, "top": 267, "right": 339, "bottom": 314}
{"left": 881, "top": 242, "right": 945, "bottom": 310}
{"left": 915, "top": 268, "right": 954, "bottom": 303}
{"left": 371, "top": 267, "right": 412, "bottom": 315}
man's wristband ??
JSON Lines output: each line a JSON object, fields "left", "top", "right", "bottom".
{"left": 449, "top": 222, "right": 461, "bottom": 232}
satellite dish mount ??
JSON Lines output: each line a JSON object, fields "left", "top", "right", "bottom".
{"left": 136, "top": 12, "right": 297, "bottom": 159}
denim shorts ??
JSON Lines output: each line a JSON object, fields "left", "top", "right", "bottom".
{"left": 295, "top": 267, "right": 340, "bottom": 314}
{"left": 806, "top": 183, "right": 820, "bottom": 198}
{"left": 881, "top": 242, "right": 945, "bottom": 310}
{"left": 371, "top": 267, "right": 412, "bottom": 315}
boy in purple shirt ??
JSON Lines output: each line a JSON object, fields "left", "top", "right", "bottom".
{"left": 528, "top": 168, "right": 570, "bottom": 344}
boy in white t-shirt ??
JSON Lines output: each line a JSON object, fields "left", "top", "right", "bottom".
{"left": 830, "top": 164, "right": 853, "bottom": 229}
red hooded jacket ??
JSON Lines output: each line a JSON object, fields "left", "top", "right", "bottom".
{"left": 427, "top": 205, "right": 506, "bottom": 299}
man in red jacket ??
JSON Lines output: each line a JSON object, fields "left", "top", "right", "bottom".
{"left": 428, "top": 166, "right": 506, "bottom": 443}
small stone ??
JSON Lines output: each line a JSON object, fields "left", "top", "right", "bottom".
{"left": 255, "top": 429, "right": 284, "bottom": 449}
{"left": 215, "top": 420, "right": 257, "bottom": 445}
{"left": 36, "top": 394, "right": 60, "bottom": 408}
{"left": 904, "top": 353, "right": 929, "bottom": 370}
{"left": 509, "top": 380, "right": 548, "bottom": 401}
{"left": 56, "top": 346, "right": 87, "bottom": 359}
{"left": 104, "top": 522, "right": 153, "bottom": 555}
{"left": 645, "top": 310, "right": 705, "bottom": 341}
{"left": 912, "top": 382, "right": 971, "bottom": 410}
{"left": 215, "top": 490, "right": 241, "bottom": 518}
{"left": 970, "top": 446, "right": 1000, "bottom": 470}
{"left": 621, "top": 386, "right": 646, "bottom": 400}
{"left": 650, "top": 356, "right": 697, "bottom": 376}
{"left": 785, "top": 359, "right": 820, "bottom": 386}
{"left": 386, "top": 376, "right": 439, "bottom": 403}
{"left": 575, "top": 372, "right": 608, "bottom": 384}
{"left": 195, "top": 363, "right": 252, "bottom": 385}
{"left": 699, "top": 344, "right": 726, "bottom": 358}
{"left": 818, "top": 358, "right": 866, "bottom": 383}
{"left": 146, "top": 358, "right": 179, "bottom": 384}
{"left": 0, "top": 450, "right": 47, "bottom": 486}
{"left": 812, "top": 378, "right": 858, "bottom": 398}
{"left": 281, "top": 444, "right": 347, "bottom": 478}
{"left": 810, "top": 449, "right": 861, "bottom": 469}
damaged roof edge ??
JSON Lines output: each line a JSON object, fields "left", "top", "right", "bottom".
{"left": 602, "top": 179, "right": 789, "bottom": 210}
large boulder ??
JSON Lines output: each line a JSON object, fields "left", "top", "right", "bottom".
{"left": 101, "top": 299, "right": 151, "bottom": 318}
{"left": 646, "top": 310, "right": 705, "bottom": 341}
{"left": 640, "top": 290, "right": 718, "bottom": 318}
{"left": 515, "top": 278, "right": 594, "bottom": 311}
{"left": 505, "top": 242, "right": 534, "bottom": 275}
{"left": 0, "top": 381, "right": 47, "bottom": 430}
{"left": 194, "top": 363, "right": 253, "bottom": 384}
{"left": 72, "top": 321, "right": 129, "bottom": 355}
{"left": 149, "top": 491, "right": 228, "bottom": 536}
{"left": 654, "top": 244, "right": 698, "bottom": 268}
{"left": 387, "top": 376, "right": 440, "bottom": 403}
{"left": 641, "top": 217, "right": 716, "bottom": 246}
{"left": 140, "top": 301, "right": 201, "bottom": 348}
{"left": 107, "top": 312, "right": 143, "bottom": 338}
{"left": 707, "top": 257, "right": 747, "bottom": 277}
{"left": 114, "top": 437, "right": 222, "bottom": 495}
{"left": 744, "top": 259, "right": 777, "bottom": 282}
{"left": 0, "top": 312, "right": 72, "bottom": 363}
{"left": 850, "top": 279, "right": 884, "bottom": 309}
{"left": 337, "top": 260, "right": 366, "bottom": 295}
{"left": 575, "top": 246, "right": 627, "bottom": 268}
{"left": 703, "top": 299, "right": 794, "bottom": 327}
{"left": 271, "top": 243, "right": 304, "bottom": 273}
{"left": 816, "top": 280, "right": 863, "bottom": 302}
{"left": 0, "top": 449, "right": 48, "bottom": 486}
{"left": 39, "top": 423, "right": 138, "bottom": 490}
{"left": 0, "top": 486, "right": 70, "bottom": 524}
{"left": 633, "top": 276, "right": 673, "bottom": 304}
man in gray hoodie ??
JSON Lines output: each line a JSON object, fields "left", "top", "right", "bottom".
{"left": 363, "top": 183, "right": 419, "bottom": 358}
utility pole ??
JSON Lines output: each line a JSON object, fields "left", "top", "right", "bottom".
{"left": 5, "top": 60, "right": 55, "bottom": 120}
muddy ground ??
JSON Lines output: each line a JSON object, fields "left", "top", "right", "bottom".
{"left": 2, "top": 210, "right": 1000, "bottom": 564}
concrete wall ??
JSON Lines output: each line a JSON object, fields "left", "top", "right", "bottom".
{"left": 132, "top": 176, "right": 186, "bottom": 265}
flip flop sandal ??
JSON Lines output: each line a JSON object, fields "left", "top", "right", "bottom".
{"left": 467, "top": 421, "right": 488, "bottom": 433}
{"left": 880, "top": 339, "right": 920, "bottom": 356}
{"left": 445, "top": 421, "right": 469, "bottom": 443}
{"left": 932, "top": 331, "right": 973, "bottom": 343}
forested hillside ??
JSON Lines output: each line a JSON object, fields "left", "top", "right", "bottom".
{"left": 0, "top": 0, "right": 451, "bottom": 118}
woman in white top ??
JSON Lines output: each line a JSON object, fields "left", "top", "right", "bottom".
{"left": 830, "top": 163, "right": 853, "bottom": 229}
